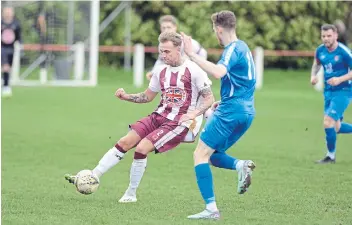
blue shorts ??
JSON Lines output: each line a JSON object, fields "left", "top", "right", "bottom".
{"left": 200, "top": 112, "right": 254, "bottom": 152}
{"left": 324, "top": 92, "right": 350, "bottom": 121}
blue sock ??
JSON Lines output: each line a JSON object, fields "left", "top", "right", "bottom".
{"left": 210, "top": 152, "right": 238, "bottom": 170}
{"left": 194, "top": 163, "right": 215, "bottom": 204}
{"left": 325, "top": 127, "right": 336, "bottom": 153}
{"left": 338, "top": 123, "right": 352, "bottom": 134}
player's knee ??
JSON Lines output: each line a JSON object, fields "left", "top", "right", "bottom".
{"left": 193, "top": 140, "right": 214, "bottom": 164}
{"left": 193, "top": 148, "right": 210, "bottom": 164}
{"left": 135, "top": 139, "right": 154, "bottom": 155}
{"left": 117, "top": 136, "right": 135, "bottom": 152}
{"left": 117, "top": 130, "right": 141, "bottom": 151}
{"left": 323, "top": 116, "right": 335, "bottom": 128}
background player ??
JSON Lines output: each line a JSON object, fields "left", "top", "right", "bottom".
{"left": 310, "top": 24, "right": 352, "bottom": 164}
{"left": 1, "top": 6, "right": 22, "bottom": 97}
{"left": 145, "top": 15, "right": 207, "bottom": 80}
{"left": 181, "top": 10, "right": 256, "bottom": 220}
{"left": 65, "top": 31, "right": 214, "bottom": 203}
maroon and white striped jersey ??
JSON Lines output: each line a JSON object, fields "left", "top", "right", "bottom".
{"left": 148, "top": 59, "right": 211, "bottom": 129}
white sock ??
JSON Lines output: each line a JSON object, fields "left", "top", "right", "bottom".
{"left": 326, "top": 151, "right": 336, "bottom": 160}
{"left": 125, "top": 158, "right": 147, "bottom": 196}
{"left": 92, "top": 147, "right": 125, "bottom": 178}
{"left": 235, "top": 160, "right": 244, "bottom": 171}
{"left": 206, "top": 201, "right": 218, "bottom": 212}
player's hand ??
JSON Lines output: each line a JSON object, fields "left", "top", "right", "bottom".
{"left": 211, "top": 101, "right": 220, "bottom": 110}
{"left": 146, "top": 72, "right": 152, "bottom": 81}
{"left": 180, "top": 32, "right": 193, "bottom": 57}
{"left": 115, "top": 88, "right": 128, "bottom": 100}
{"left": 178, "top": 113, "right": 196, "bottom": 125}
{"left": 327, "top": 77, "right": 343, "bottom": 86}
{"left": 310, "top": 76, "right": 318, "bottom": 85}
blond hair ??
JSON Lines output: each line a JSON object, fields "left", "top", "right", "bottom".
{"left": 211, "top": 10, "right": 236, "bottom": 30}
{"left": 158, "top": 31, "right": 182, "bottom": 47}
{"left": 159, "top": 15, "right": 177, "bottom": 26}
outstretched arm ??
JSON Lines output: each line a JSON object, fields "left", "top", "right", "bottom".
{"left": 188, "top": 52, "right": 227, "bottom": 79}
{"left": 115, "top": 88, "right": 158, "bottom": 104}
{"left": 181, "top": 32, "right": 227, "bottom": 79}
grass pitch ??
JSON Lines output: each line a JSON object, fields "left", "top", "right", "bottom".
{"left": 2, "top": 68, "right": 352, "bottom": 225}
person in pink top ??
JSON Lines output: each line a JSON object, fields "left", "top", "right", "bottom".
{"left": 65, "top": 31, "right": 214, "bottom": 203}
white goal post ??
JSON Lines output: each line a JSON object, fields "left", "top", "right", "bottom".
{"left": 11, "top": 0, "right": 100, "bottom": 87}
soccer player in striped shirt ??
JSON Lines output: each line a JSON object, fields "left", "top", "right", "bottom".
{"left": 65, "top": 31, "right": 214, "bottom": 202}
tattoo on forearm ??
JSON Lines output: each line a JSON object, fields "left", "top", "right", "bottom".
{"left": 127, "top": 92, "right": 149, "bottom": 103}
{"left": 195, "top": 87, "right": 214, "bottom": 116}
{"left": 311, "top": 62, "right": 321, "bottom": 76}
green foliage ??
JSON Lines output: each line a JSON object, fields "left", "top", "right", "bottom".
{"left": 102, "top": 1, "right": 349, "bottom": 68}
{"left": 15, "top": 1, "right": 350, "bottom": 68}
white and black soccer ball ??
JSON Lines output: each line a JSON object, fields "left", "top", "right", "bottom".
{"left": 75, "top": 170, "right": 100, "bottom": 195}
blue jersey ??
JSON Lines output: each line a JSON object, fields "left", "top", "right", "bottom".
{"left": 217, "top": 40, "right": 256, "bottom": 114}
{"left": 316, "top": 42, "right": 352, "bottom": 92}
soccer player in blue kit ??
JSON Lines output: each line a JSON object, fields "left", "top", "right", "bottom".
{"left": 180, "top": 10, "right": 256, "bottom": 220}
{"left": 310, "top": 24, "right": 352, "bottom": 164}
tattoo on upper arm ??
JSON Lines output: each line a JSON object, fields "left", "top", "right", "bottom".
{"left": 128, "top": 92, "right": 149, "bottom": 103}
{"left": 194, "top": 87, "right": 214, "bottom": 116}
{"left": 199, "top": 87, "right": 213, "bottom": 98}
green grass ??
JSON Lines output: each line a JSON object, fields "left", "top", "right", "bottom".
{"left": 2, "top": 68, "right": 352, "bottom": 225}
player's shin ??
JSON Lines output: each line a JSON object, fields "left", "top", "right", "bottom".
{"left": 337, "top": 123, "right": 352, "bottom": 134}
{"left": 126, "top": 152, "right": 147, "bottom": 195}
{"left": 210, "top": 152, "right": 238, "bottom": 170}
{"left": 3, "top": 72, "right": 9, "bottom": 86}
{"left": 194, "top": 163, "right": 218, "bottom": 212}
{"left": 92, "top": 144, "right": 126, "bottom": 178}
{"left": 325, "top": 127, "right": 337, "bottom": 159}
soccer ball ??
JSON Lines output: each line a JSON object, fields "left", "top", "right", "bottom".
{"left": 75, "top": 170, "right": 100, "bottom": 195}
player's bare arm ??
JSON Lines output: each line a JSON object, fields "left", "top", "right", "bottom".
{"left": 340, "top": 71, "right": 352, "bottom": 82}
{"left": 311, "top": 58, "right": 321, "bottom": 77}
{"left": 181, "top": 32, "right": 227, "bottom": 79}
{"left": 310, "top": 57, "right": 321, "bottom": 85}
{"left": 178, "top": 87, "right": 214, "bottom": 124}
{"left": 327, "top": 70, "right": 352, "bottom": 86}
{"left": 115, "top": 88, "right": 158, "bottom": 103}
{"left": 193, "top": 87, "right": 215, "bottom": 117}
